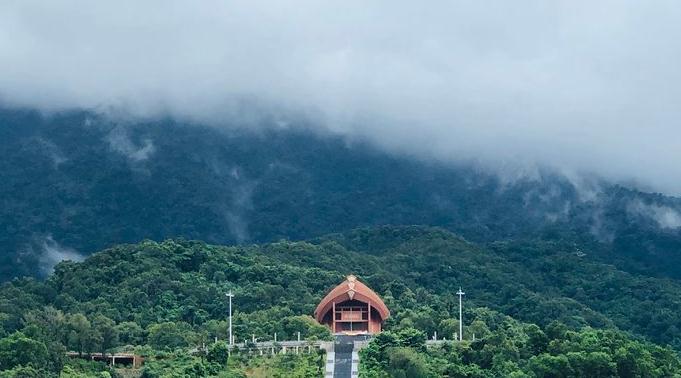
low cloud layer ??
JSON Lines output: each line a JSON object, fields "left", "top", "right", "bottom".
{"left": 2, "top": 1, "right": 681, "bottom": 193}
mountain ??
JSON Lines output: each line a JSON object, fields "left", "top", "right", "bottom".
{"left": 2, "top": 107, "right": 681, "bottom": 282}
{"left": 1, "top": 227, "right": 680, "bottom": 376}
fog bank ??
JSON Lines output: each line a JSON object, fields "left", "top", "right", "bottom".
{"left": 2, "top": 1, "right": 681, "bottom": 193}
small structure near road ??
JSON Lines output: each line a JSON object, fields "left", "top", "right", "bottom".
{"left": 66, "top": 352, "right": 144, "bottom": 368}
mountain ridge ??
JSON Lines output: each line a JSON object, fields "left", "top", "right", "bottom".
{"left": 2, "top": 107, "right": 681, "bottom": 282}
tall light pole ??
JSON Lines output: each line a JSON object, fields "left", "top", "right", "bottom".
{"left": 456, "top": 287, "right": 465, "bottom": 341}
{"left": 226, "top": 291, "right": 234, "bottom": 346}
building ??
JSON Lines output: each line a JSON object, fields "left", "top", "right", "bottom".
{"left": 314, "top": 275, "right": 390, "bottom": 334}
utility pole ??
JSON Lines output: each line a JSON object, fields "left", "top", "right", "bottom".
{"left": 226, "top": 291, "right": 234, "bottom": 346}
{"left": 456, "top": 287, "right": 465, "bottom": 341}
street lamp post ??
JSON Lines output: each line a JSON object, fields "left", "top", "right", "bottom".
{"left": 226, "top": 291, "right": 234, "bottom": 346}
{"left": 456, "top": 287, "right": 465, "bottom": 341}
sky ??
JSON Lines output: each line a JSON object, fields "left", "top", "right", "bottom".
{"left": 1, "top": 1, "right": 681, "bottom": 194}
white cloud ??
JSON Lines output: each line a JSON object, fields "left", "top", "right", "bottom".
{"left": 628, "top": 200, "right": 681, "bottom": 230}
{"left": 105, "top": 126, "right": 156, "bottom": 162}
{"left": 38, "top": 235, "right": 85, "bottom": 275}
{"left": 2, "top": 1, "right": 681, "bottom": 193}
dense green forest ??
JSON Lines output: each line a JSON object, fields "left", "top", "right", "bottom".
{"left": 3, "top": 108, "right": 681, "bottom": 282}
{"left": 360, "top": 311, "right": 681, "bottom": 377}
{"left": 1, "top": 226, "right": 681, "bottom": 376}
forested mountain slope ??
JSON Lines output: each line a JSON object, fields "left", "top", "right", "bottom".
{"left": 1, "top": 226, "right": 681, "bottom": 376}
{"left": 2, "top": 226, "right": 681, "bottom": 349}
{"left": 2, "top": 108, "right": 681, "bottom": 282}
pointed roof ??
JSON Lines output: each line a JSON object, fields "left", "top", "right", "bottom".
{"left": 314, "top": 275, "right": 390, "bottom": 322}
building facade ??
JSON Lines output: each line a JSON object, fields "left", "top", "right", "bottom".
{"left": 314, "top": 275, "right": 390, "bottom": 335}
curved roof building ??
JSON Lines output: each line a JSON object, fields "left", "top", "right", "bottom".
{"left": 314, "top": 275, "right": 390, "bottom": 334}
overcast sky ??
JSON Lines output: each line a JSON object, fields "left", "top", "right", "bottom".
{"left": 1, "top": 1, "right": 681, "bottom": 193}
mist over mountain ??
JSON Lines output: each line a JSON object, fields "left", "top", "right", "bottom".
{"left": 5, "top": 2, "right": 681, "bottom": 377}
{"left": 2, "top": 108, "right": 681, "bottom": 282}
{"left": 3, "top": 1, "right": 681, "bottom": 194}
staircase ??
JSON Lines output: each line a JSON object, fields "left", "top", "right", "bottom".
{"left": 324, "top": 335, "right": 371, "bottom": 377}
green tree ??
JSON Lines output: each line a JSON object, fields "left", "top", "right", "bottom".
{"left": 66, "top": 314, "right": 100, "bottom": 357}
{"left": 524, "top": 324, "right": 548, "bottom": 355}
{"left": 439, "top": 318, "right": 460, "bottom": 340}
{"left": 116, "top": 321, "right": 146, "bottom": 346}
{"left": 22, "top": 307, "right": 68, "bottom": 345}
{"left": 0, "top": 313, "right": 9, "bottom": 338}
{"left": 207, "top": 341, "right": 230, "bottom": 366}
{"left": 468, "top": 320, "right": 491, "bottom": 340}
{"left": 566, "top": 351, "right": 616, "bottom": 378}
{"left": 386, "top": 347, "right": 433, "bottom": 378}
{"left": 0, "top": 332, "right": 49, "bottom": 371}
{"left": 147, "top": 322, "right": 189, "bottom": 350}
{"left": 363, "top": 331, "right": 400, "bottom": 364}
{"left": 397, "top": 328, "right": 426, "bottom": 350}
{"left": 281, "top": 315, "right": 332, "bottom": 341}
{"left": 0, "top": 365, "right": 49, "bottom": 378}
{"left": 528, "top": 354, "right": 571, "bottom": 378}
{"left": 92, "top": 314, "right": 118, "bottom": 356}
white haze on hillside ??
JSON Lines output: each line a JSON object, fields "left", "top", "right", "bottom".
{"left": 38, "top": 236, "right": 84, "bottom": 275}
{"left": 628, "top": 200, "right": 681, "bottom": 230}
{"left": 105, "top": 126, "right": 156, "bottom": 162}
{"left": 1, "top": 1, "right": 681, "bottom": 193}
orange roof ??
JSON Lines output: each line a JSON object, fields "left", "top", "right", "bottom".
{"left": 314, "top": 275, "right": 390, "bottom": 322}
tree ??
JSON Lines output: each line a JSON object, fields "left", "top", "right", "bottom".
{"left": 22, "top": 306, "right": 68, "bottom": 344}
{"left": 524, "top": 324, "right": 548, "bottom": 355}
{"left": 207, "top": 341, "right": 229, "bottom": 366}
{"left": 116, "top": 321, "right": 146, "bottom": 346}
{"left": 439, "top": 318, "right": 460, "bottom": 340}
{"left": 66, "top": 313, "right": 100, "bottom": 357}
{"left": 0, "top": 332, "right": 49, "bottom": 371}
{"left": 528, "top": 354, "right": 571, "bottom": 378}
{"left": 281, "top": 315, "right": 332, "bottom": 341}
{"left": 397, "top": 328, "right": 426, "bottom": 351}
{"left": 92, "top": 314, "right": 118, "bottom": 356}
{"left": 468, "top": 320, "right": 490, "bottom": 341}
{"left": 147, "top": 322, "right": 189, "bottom": 350}
{"left": 386, "top": 347, "right": 433, "bottom": 378}
{"left": 0, "top": 313, "right": 9, "bottom": 338}
{"left": 363, "top": 331, "right": 400, "bottom": 364}
{"left": 0, "top": 365, "right": 50, "bottom": 378}
{"left": 545, "top": 321, "right": 568, "bottom": 341}
{"left": 566, "top": 351, "right": 616, "bottom": 378}
{"left": 202, "top": 320, "right": 228, "bottom": 342}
